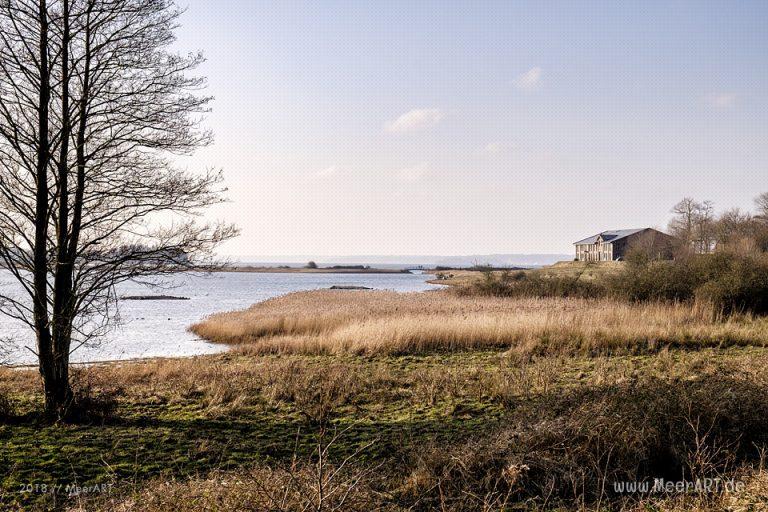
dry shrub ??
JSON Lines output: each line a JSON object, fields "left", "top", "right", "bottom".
{"left": 192, "top": 362, "right": 262, "bottom": 416}
{"left": 402, "top": 375, "right": 768, "bottom": 510}
{"left": 481, "top": 356, "right": 565, "bottom": 406}
{"left": 262, "top": 360, "right": 366, "bottom": 424}
{"left": 0, "top": 365, "right": 38, "bottom": 394}
{"left": 86, "top": 466, "right": 382, "bottom": 512}
{"left": 406, "top": 357, "right": 566, "bottom": 409}
{"left": 87, "top": 358, "right": 266, "bottom": 417}
{"left": 67, "top": 357, "right": 397, "bottom": 421}
{"left": 0, "top": 390, "right": 13, "bottom": 421}
{"left": 64, "top": 369, "right": 124, "bottom": 424}
{"left": 410, "top": 366, "right": 486, "bottom": 407}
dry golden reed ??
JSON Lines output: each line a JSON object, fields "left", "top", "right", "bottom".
{"left": 190, "top": 289, "right": 768, "bottom": 356}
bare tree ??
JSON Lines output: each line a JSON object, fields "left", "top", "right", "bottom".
{"left": 668, "top": 197, "right": 715, "bottom": 254}
{"left": 694, "top": 200, "right": 716, "bottom": 253}
{"left": 756, "top": 192, "right": 768, "bottom": 221}
{"left": 669, "top": 198, "right": 700, "bottom": 246}
{"left": 716, "top": 208, "right": 751, "bottom": 239}
{"left": 0, "top": 0, "right": 236, "bottom": 418}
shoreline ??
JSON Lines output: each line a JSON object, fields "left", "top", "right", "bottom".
{"left": 215, "top": 266, "right": 411, "bottom": 274}
{"left": 4, "top": 353, "right": 219, "bottom": 370}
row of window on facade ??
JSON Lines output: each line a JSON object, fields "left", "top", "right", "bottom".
{"left": 575, "top": 244, "right": 612, "bottom": 261}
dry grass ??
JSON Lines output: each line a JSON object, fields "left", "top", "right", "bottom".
{"left": 54, "top": 350, "right": 768, "bottom": 512}
{"left": 190, "top": 289, "right": 768, "bottom": 356}
{"left": 0, "top": 352, "right": 573, "bottom": 422}
{"left": 5, "top": 348, "right": 768, "bottom": 510}
{"left": 72, "top": 428, "right": 386, "bottom": 512}
{"left": 71, "top": 466, "right": 768, "bottom": 512}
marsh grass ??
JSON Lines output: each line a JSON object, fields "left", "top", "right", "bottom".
{"left": 190, "top": 289, "right": 768, "bottom": 357}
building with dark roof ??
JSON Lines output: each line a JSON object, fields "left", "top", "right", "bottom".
{"left": 573, "top": 228, "right": 675, "bottom": 262}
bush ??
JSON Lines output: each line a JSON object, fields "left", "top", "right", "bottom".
{"left": 695, "top": 253, "right": 768, "bottom": 314}
{"left": 609, "top": 252, "right": 768, "bottom": 314}
{"left": 606, "top": 258, "right": 699, "bottom": 303}
{"left": 463, "top": 270, "right": 605, "bottom": 299}
{"left": 0, "top": 391, "right": 13, "bottom": 421}
{"left": 64, "top": 370, "right": 123, "bottom": 424}
{"left": 461, "top": 252, "right": 768, "bottom": 316}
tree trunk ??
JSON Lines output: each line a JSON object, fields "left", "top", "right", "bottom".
{"left": 50, "top": 0, "right": 75, "bottom": 420}
{"left": 42, "top": 352, "right": 72, "bottom": 418}
{"left": 33, "top": 0, "right": 72, "bottom": 420}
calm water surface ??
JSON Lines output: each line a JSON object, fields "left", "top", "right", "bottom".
{"left": 0, "top": 271, "right": 441, "bottom": 365}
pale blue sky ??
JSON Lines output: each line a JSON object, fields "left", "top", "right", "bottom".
{"left": 174, "top": 1, "right": 768, "bottom": 257}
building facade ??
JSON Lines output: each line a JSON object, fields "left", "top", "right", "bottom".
{"left": 574, "top": 228, "right": 675, "bottom": 262}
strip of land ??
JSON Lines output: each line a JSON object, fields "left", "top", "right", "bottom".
{"left": 216, "top": 265, "right": 410, "bottom": 274}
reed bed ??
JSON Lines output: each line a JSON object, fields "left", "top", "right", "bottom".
{"left": 190, "top": 289, "right": 768, "bottom": 356}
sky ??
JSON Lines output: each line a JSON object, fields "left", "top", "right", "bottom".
{"left": 172, "top": 1, "right": 768, "bottom": 258}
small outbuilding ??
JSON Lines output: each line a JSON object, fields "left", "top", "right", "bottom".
{"left": 573, "top": 228, "right": 675, "bottom": 262}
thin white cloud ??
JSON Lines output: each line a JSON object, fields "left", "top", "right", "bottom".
{"left": 484, "top": 142, "right": 502, "bottom": 154}
{"left": 385, "top": 108, "right": 444, "bottom": 133}
{"left": 514, "top": 67, "right": 542, "bottom": 91}
{"left": 705, "top": 92, "right": 736, "bottom": 108}
{"left": 395, "top": 163, "right": 428, "bottom": 182}
{"left": 315, "top": 165, "right": 338, "bottom": 178}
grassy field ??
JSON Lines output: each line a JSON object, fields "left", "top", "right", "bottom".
{"left": 2, "top": 348, "right": 768, "bottom": 510}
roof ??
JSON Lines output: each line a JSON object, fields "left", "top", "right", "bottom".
{"left": 573, "top": 228, "right": 649, "bottom": 245}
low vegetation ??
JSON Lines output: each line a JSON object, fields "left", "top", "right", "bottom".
{"left": 163, "top": 248, "right": 768, "bottom": 510}
{"left": 190, "top": 288, "right": 768, "bottom": 357}
{"left": 430, "top": 260, "right": 623, "bottom": 287}
{"left": 463, "top": 251, "right": 768, "bottom": 316}
{"left": 2, "top": 349, "right": 768, "bottom": 510}
{"left": 616, "top": 251, "right": 768, "bottom": 314}
{"left": 463, "top": 268, "right": 606, "bottom": 299}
